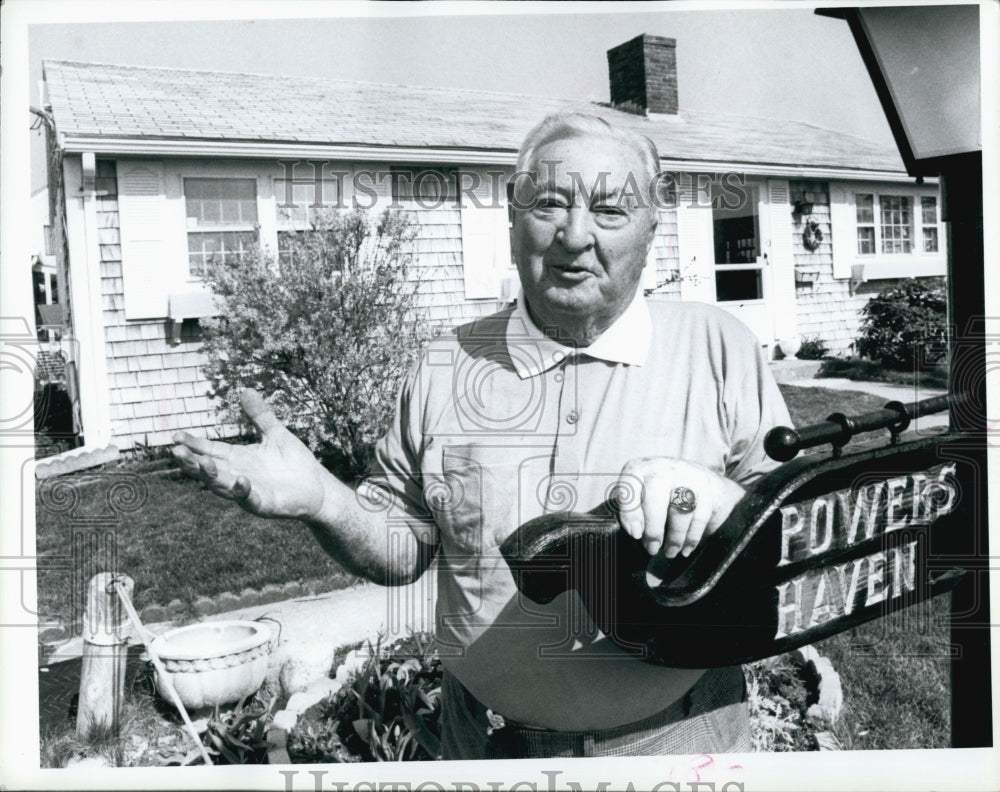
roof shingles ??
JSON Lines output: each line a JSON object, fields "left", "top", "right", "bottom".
{"left": 43, "top": 60, "right": 904, "bottom": 173}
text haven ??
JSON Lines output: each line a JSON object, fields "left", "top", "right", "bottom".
{"left": 775, "top": 541, "right": 917, "bottom": 638}
{"left": 772, "top": 463, "right": 958, "bottom": 640}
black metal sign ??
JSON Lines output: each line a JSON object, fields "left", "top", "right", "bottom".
{"left": 500, "top": 397, "right": 978, "bottom": 667}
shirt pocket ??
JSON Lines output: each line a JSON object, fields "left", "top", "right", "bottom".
{"left": 432, "top": 444, "right": 523, "bottom": 556}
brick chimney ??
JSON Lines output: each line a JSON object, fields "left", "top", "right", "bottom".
{"left": 607, "top": 34, "right": 678, "bottom": 115}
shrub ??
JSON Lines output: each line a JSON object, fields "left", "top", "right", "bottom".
{"left": 745, "top": 655, "right": 819, "bottom": 752}
{"left": 200, "top": 208, "right": 430, "bottom": 480}
{"left": 854, "top": 279, "right": 947, "bottom": 370}
{"left": 795, "top": 336, "right": 829, "bottom": 360}
{"left": 288, "top": 632, "right": 442, "bottom": 762}
{"left": 201, "top": 690, "right": 276, "bottom": 765}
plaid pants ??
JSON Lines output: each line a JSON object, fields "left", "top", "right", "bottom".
{"left": 440, "top": 665, "right": 751, "bottom": 759}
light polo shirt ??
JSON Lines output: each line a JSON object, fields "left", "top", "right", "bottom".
{"left": 507, "top": 288, "right": 651, "bottom": 377}
{"left": 364, "top": 296, "right": 791, "bottom": 731}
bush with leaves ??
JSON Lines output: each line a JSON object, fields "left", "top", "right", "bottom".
{"left": 745, "top": 655, "right": 819, "bottom": 752}
{"left": 854, "top": 279, "right": 947, "bottom": 370}
{"left": 201, "top": 208, "right": 430, "bottom": 480}
{"left": 201, "top": 690, "right": 276, "bottom": 765}
{"left": 288, "top": 632, "right": 442, "bottom": 762}
{"left": 795, "top": 336, "right": 829, "bottom": 361}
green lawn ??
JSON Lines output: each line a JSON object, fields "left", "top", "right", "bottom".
{"left": 35, "top": 469, "right": 356, "bottom": 622}
{"left": 816, "top": 595, "right": 952, "bottom": 750}
{"left": 778, "top": 383, "right": 888, "bottom": 432}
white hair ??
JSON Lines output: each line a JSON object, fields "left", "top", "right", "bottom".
{"left": 511, "top": 113, "right": 661, "bottom": 216}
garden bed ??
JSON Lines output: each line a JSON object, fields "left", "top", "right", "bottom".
{"left": 279, "top": 633, "right": 840, "bottom": 763}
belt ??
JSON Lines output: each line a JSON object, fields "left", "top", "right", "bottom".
{"left": 442, "top": 664, "right": 748, "bottom": 759}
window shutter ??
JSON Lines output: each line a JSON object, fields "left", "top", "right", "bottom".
{"left": 675, "top": 181, "right": 715, "bottom": 303}
{"left": 460, "top": 171, "right": 513, "bottom": 299}
{"left": 118, "top": 161, "right": 177, "bottom": 319}
{"left": 829, "top": 183, "right": 856, "bottom": 279}
{"left": 766, "top": 179, "right": 797, "bottom": 341}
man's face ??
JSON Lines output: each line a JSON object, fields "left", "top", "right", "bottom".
{"left": 512, "top": 134, "right": 656, "bottom": 340}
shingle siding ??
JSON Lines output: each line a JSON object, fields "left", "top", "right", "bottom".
{"left": 647, "top": 208, "right": 682, "bottom": 298}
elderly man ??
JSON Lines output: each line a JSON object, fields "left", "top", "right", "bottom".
{"left": 173, "top": 113, "right": 791, "bottom": 759}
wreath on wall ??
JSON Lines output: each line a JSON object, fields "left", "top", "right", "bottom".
{"left": 802, "top": 219, "right": 824, "bottom": 252}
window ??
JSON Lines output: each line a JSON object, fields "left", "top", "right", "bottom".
{"left": 880, "top": 195, "right": 912, "bottom": 253}
{"left": 856, "top": 194, "right": 875, "bottom": 254}
{"left": 274, "top": 177, "right": 348, "bottom": 268}
{"left": 712, "top": 182, "right": 763, "bottom": 302}
{"left": 184, "top": 178, "right": 258, "bottom": 277}
{"left": 854, "top": 191, "right": 939, "bottom": 257}
{"left": 922, "top": 196, "right": 939, "bottom": 252}
{"left": 831, "top": 182, "right": 944, "bottom": 281}
{"left": 43, "top": 224, "right": 53, "bottom": 256}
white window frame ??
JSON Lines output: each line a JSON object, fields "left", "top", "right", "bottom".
{"left": 273, "top": 179, "right": 339, "bottom": 268}
{"left": 163, "top": 162, "right": 276, "bottom": 288}
{"left": 830, "top": 180, "right": 946, "bottom": 280}
{"left": 183, "top": 176, "right": 260, "bottom": 279}
{"left": 711, "top": 181, "right": 767, "bottom": 305}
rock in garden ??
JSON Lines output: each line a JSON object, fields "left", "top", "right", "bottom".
{"left": 272, "top": 709, "right": 299, "bottom": 731}
{"left": 287, "top": 690, "right": 326, "bottom": 714}
{"left": 165, "top": 599, "right": 188, "bottom": 619}
{"left": 334, "top": 649, "right": 369, "bottom": 684}
{"left": 279, "top": 649, "right": 337, "bottom": 696}
{"left": 307, "top": 677, "right": 342, "bottom": 699}
{"left": 797, "top": 645, "right": 844, "bottom": 724}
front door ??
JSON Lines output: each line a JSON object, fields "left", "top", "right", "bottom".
{"left": 710, "top": 181, "right": 774, "bottom": 347}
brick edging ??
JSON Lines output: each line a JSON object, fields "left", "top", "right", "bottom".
{"left": 37, "top": 575, "right": 352, "bottom": 648}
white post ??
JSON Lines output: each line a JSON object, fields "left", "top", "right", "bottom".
{"left": 76, "top": 572, "right": 134, "bottom": 739}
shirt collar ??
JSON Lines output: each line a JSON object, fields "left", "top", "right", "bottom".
{"left": 506, "top": 288, "right": 651, "bottom": 379}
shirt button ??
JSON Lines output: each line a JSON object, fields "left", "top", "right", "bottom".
{"left": 554, "top": 372, "right": 564, "bottom": 383}
{"left": 566, "top": 410, "right": 579, "bottom": 424}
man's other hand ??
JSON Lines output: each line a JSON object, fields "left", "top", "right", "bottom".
{"left": 616, "top": 457, "right": 745, "bottom": 587}
{"left": 171, "top": 389, "right": 327, "bottom": 520}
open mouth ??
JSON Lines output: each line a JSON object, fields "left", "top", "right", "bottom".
{"left": 550, "top": 264, "right": 594, "bottom": 280}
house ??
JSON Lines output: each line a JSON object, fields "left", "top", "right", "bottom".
{"left": 39, "top": 34, "right": 946, "bottom": 455}
{"left": 31, "top": 188, "right": 63, "bottom": 339}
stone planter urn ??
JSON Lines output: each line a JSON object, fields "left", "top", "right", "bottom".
{"left": 150, "top": 620, "right": 272, "bottom": 710}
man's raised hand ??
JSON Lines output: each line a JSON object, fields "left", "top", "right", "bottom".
{"left": 171, "top": 389, "right": 328, "bottom": 520}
